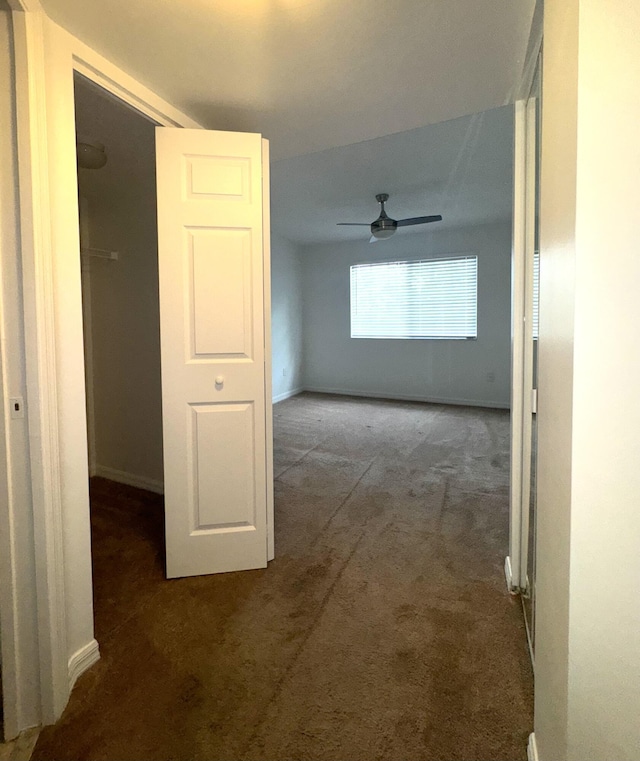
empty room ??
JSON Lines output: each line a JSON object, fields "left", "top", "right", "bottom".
{"left": 29, "top": 98, "right": 534, "bottom": 761}
{"left": 5, "top": 3, "right": 538, "bottom": 760}
{"left": 8, "top": 3, "right": 640, "bottom": 761}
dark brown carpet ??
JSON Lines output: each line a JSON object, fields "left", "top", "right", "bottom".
{"left": 33, "top": 393, "right": 533, "bottom": 761}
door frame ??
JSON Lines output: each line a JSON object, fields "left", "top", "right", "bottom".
{"left": 507, "top": 17, "right": 542, "bottom": 594}
{"left": 507, "top": 97, "right": 527, "bottom": 593}
{"left": 8, "top": 0, "right": 204, "bottom": 729}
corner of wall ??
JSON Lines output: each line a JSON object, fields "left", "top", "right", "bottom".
{"left": 271, "top": 233, "right": 304, "bottom": 401}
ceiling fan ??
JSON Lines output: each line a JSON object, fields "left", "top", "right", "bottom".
{"left": 337, "top": 193, "right": 442, "bottom": 242}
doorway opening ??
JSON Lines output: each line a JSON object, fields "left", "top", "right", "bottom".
{"left": 262, "top": 104, "right": 534, "bottom": 748}
{"left": 74, "top": 73, "right": 166, "bottom": 641}
{"left": 33, "top": 84, "right": 535, "bottom": 761}
{"left": 267, "top": 104, "right": 519, "bottom": 567}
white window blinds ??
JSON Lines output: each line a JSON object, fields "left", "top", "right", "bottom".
{"left": 350, "top": 256, "right": 478, "bottom": 340}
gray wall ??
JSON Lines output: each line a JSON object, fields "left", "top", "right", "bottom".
{"left": 300, "top": 221, "right": 512, "bottom": 407}
{"left": 271, "top": 234, "right": 303, "bottom": 401}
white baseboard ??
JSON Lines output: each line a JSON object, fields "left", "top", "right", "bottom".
{"left": 527, "top": 732, "right": 539, "bottom": 761}
{"left": 0, "top": 727, "right": 40, "bottom": 759}
{"left": 504, "top": 556, "right": 518, "bottom": 594}
{"left": 302, "top": 385, "right": 509, "bottom": 410}
{"left": 68, "top": 639, "right": 100, "bottom": 692}
{"left": 273, "top": 386, "right": 304, "bottom": 404}
{"left": 93, "top": 464, "right": 164, "bottom": 494}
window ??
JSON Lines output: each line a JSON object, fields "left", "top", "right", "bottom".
{"left": 350, "top": 256, "right": 478, "bottom": 339}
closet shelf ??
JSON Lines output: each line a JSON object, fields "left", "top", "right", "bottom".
{"left": 81, "top": 247, "right": 119, "bottom": 261}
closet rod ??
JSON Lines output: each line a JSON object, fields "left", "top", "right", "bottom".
{"left": 81, "top": 247, "right": 119, "bottom": 261}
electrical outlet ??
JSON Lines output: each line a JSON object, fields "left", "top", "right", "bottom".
{"left": 10, "top": 396, "right": 25, "bottom": 419}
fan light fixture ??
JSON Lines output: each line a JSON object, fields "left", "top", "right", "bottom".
{"left": 77, "top": 140, "right": 108, "bottom": 170}
{"left": 372, "top": 227, "right": 396, "bottom": 240}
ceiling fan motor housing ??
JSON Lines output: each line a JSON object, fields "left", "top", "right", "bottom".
{"left": 371, "top": 192, "right": 397, "bottom": 238}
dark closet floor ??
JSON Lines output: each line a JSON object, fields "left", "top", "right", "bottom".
{"left": 33, "top": 393, "right": 533, "bottom": 761}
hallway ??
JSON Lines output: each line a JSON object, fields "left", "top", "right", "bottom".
{"left": 32, "top": 393, "right": 532, "bottom": 761}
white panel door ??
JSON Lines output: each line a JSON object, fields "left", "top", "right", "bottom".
{"left": 156, "top": 128, "right": 269, "bottom": 578}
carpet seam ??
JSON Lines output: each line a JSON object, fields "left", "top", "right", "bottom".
{"left": 273, "top": 439, "right": 328, "bottom": 481}
{"left": 311, "top": 459, "right": 376, "bottom": 547}
{"left": 238, "top": 530, "right": 368, "bottom": 757}
{"left": 94, "top": 583, "right": 167, "bottom": 648}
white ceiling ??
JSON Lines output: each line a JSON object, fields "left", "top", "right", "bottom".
{"left": 73, "top": 74, "right": 514, "bottom": 248}
{"left": 270, "top": 105, "right": 514, "bottom": 245}
{"left": 76, "top": 75, "right": 513, "bottom": 244}
{"left": 41, "top": 0, "right": 535, "bottom": 161}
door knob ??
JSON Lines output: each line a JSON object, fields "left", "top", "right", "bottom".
{"left": 215, "top": 375, "right": 224, "bottom": 387}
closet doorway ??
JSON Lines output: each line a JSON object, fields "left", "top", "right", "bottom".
{"left": 74, "top": 74, "right": 165, "bottom": 637}
{"left": 73, "top": 72, "right": 274, "bottom": 642}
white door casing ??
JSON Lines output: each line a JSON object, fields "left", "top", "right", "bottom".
{"left": 8, "top": 1, "right": 215, "bottom": 730}
{"left": 508, "top": 88, "right": 539, "bottom": 597}
{"left": 508, "top": 99, "right": 527, "bottom": 593}
{"left": 506, "top": 2, "right": 542, "bottom": 598}
{"left": 156, "top": 128, "right": 269, "bottom": 578}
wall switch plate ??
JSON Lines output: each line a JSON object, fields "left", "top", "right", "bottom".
{"left": 10, "top": 397, "right": 25, "bottom": 419}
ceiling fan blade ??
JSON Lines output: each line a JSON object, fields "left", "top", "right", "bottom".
{"left": 396, "top": 215, "right": 443, "bottom": 227}
{"left": 336, "top": 222, "right": 371, "bottom": 226}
